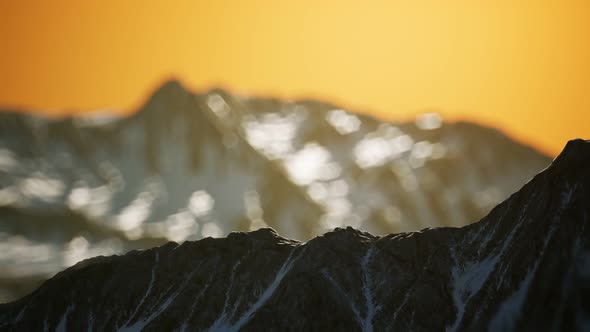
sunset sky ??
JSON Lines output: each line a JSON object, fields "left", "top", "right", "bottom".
{"left": 1, "top": 0, "right": 588, "bottom": 156}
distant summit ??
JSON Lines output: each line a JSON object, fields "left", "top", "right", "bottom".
{"left": 0, "top": 84, "right": 550, "bottom": 302}
{"left": 1, "top": 139, "right": 588, "bottom": 330}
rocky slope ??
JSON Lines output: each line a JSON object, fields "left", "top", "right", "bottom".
{"left": 1, "top": 139, "right": 587, "bottom": 331}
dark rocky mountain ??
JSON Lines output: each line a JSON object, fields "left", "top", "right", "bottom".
{"left": 1, "top": 139, "right": 587, "bottom": 331}
{"left": 0, "top": 81, "right": 551, "bottom": 302}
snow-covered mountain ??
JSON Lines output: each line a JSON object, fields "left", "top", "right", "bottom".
{"left": 0, "top": 81, "right": 550, "bottom": 302}
{"left": 1, "top": 139, "right": 588, "bottom": 331}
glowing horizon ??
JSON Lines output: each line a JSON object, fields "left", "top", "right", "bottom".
{"left": 1, "top": 0, "right": 589, "bottom": 156}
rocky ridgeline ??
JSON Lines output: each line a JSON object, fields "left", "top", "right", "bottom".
{"left": 0, "top": 139, "right": 588, "bottom": 331}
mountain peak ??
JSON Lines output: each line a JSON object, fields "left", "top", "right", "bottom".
{"left": 549, "top": 138, "right": 590, "bottom": 175}
{"left": 320, "top": 226, "right": 377, "bottom": 243}
{"left": 137, "top": 79, "right": 193, "bottom": 112}
{"left": 226, "top": 227, "right": 300, "bottom": 246}
{"left": 152, "top": 79, "right": 187, "bottom": 96}
{"left": 560, "top": 138, "right": 590, "bottom": 158}
{"left": 133, "top": 79, "right": 199, "bottom": 122}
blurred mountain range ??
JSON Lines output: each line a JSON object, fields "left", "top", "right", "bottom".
{"left": 0, "top": 80, "right": 550, "bottom": 302}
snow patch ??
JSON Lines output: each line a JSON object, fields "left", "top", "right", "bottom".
{"left": 120, "top": 252, "right": 159, "bottom": 328}
{"left": 560, "top": 184, "right": 576, "bottom": 209}
{"left": 447, "top": 254, "right": 500, "bottom": 331}
{"left": 447, "top": 211, "right": 526, "bottom": 331}
{"left": 488, "top": 222, "right": 558, "bottom": 331}
{"left": 360, "top": 246, "right": 379, "bottom": 332}
{"left": 179, "top": 278, "right": 214, "bottom": 332}
{"left": 207, "top": 259, "right": 244, "bottom": 328}
{"left": 119, "top": 258, "right": 201, "bottom": 332}
{"left": 323, "top": 246, "right": 380, "bottom": 332}
{"left": 208, "top": 248, "right": 302, "bottom": 332}
{"left": 56, "top": 304, "right": 74, "bottom": 332}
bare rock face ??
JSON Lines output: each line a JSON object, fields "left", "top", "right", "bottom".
{"left": 0, "top": 139, "right": 588, "bottom": 331}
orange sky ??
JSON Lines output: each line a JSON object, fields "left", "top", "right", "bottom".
{"left": 1, "top": 0, "right": 588, "bottom": 156}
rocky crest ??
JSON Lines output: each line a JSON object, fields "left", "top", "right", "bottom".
{"left": 0, "top": 139, "right": 588, "bottom": 331}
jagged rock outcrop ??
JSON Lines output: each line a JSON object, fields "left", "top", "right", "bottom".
{"left": 1, "top": 139, "right": 587, "bottom": 331}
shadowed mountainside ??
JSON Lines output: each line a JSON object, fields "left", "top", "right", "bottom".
{"left": 1, "top": 139, "right": 587, "bottom": 331}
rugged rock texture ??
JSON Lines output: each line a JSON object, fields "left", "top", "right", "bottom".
{"left": 0, "top": 139, "right": 587, "bottom": 331}
{"left": 0, "top": 81, "right": 550, "bottom": 301}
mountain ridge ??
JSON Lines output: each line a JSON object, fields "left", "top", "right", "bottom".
{"left": 0, "top": 139, "right": 587, "bottom": 331}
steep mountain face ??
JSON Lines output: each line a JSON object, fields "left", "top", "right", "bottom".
{"left": 1, "top": 139, "right": 587, "bottom": 331}
{"left": 0, "top": 82, "right": 323, "bottom": 302}
{"left": 0, "top": 81, "right": 550, "bottom": 302}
